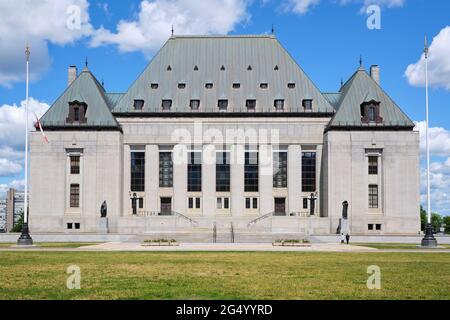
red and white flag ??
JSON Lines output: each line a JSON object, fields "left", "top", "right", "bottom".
{"left": 33, "top": 111, "right": 49, "bottom": 144}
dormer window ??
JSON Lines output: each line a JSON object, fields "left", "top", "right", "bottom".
{"left": 66, "top": 101, "right": 87, "bottom": 123}
{"left": 274, "top": 65, "right": 279, "bottom": 71}
{"left": 220, "top": 65, "right": 226, "bottom": 71}
{"left": 274, "top": 99, "right": 284, "bottom": 111}
{"left": 162, "top": 100, "right": 172, "bottom": 111}
{"left": 151, "top": 83, "right": 159, "bottom": 89}
{"left": 190, "top": 100, "right": 200, "bottom": 111}
{"left": 288, "top": 83, "right": 296, "bottom": 89}
{"left": 360, "top": 101, "right": 383, "bottom": 123}
{"left": 205, "top": 83, "right": 213, "bottom": 89}
{"left": 133, "top": 99, "right": 144, "bottom": 111}
{"left": 233, "top": 83, "right": 241, "bottom": 89}
{"left": 178, "top": 83, "right": 186, "bottom": 89}
{"left": 194, "top": 65, "right": 199, "bottom": 71}
{"left": 167, "top": 65, "right": 172, "bottom": 71}
{"left": 247, "top": 65, "right": 252, "bottom": 71}
{"left": 302, "top": 99, "right": 313, "bottom": 110}
{"left": 218, "top": 100, "right": 228, "bottom": 111}
{"left": 246, "top": 99, "right": 256, "bottom": 111}
{"left": 260, "top": 83, "right": 268, "bottom": 89}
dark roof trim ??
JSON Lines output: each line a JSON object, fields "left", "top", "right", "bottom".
{"left": 41, "top": 126, "right": 123, "bottom": 133}
{"left": 113, "top": 112, "right": 335, "bottom": 118}
{"left": 325, "top": 125, "right": 415, "bottom": 133}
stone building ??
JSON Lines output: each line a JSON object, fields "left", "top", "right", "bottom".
{"left": 30, "top": 35, "right": 420, "bottom": 238}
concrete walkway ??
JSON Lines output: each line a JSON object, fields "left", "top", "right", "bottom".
{"left": 2, "top": 242, "right": 450, "bottom": 253}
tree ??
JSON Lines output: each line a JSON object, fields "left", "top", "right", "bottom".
{"left": 443, "top": 216, "right": 450, "bottom": 234}
{"left": 420, "top": 206, "right": 427, "bottom": 231}
{"left": 431, "top": 213, "right": 443, "bottom": 233}
{"left": 12, "top": 209, "right": 24, "bottom": 233}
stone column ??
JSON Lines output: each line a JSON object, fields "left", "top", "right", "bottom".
{"left": 231, "top": 144, "right": 244, "bottom": 216}
{"left": 288, "top": 145, "right": 301, "bottom": 214}
{"left": 145, "top": 145, "right": 159, "bottom": 213}
{"left": 259, "top": 144, "right": 273, "bottom": 215}
{"left": 173, "top": 145, "right": 187, "bottom": 215}
{"left": 202, "top": 144, "right": 216, "bottom": 216}
{"left": 123, "top": 144, "right": 131, "bottom": 216}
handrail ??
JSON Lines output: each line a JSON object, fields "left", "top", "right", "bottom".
{"left": 138, "top": 211, "right": 198, "bottom": 226}
{"left": 247, "top": 212, "right": 275, "bottom": 228}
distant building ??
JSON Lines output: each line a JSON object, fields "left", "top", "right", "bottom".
{"left": 0, "top": 200, "right": 6, "bottom": 232}
{"left": 6, "top": 188, "right": 26, "bottom": 232}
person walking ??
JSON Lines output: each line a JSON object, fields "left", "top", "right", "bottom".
{"left": 346, "top": 233, "right": 350, "bottom": 245}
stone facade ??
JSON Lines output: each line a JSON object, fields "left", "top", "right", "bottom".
{"left": 30, "top": 35, "right": 420, "bottom": 237}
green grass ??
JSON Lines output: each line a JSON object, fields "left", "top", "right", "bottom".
{"left": 355, "top": 243, "right": 450, "bottom": 250}
{"left": 0, "top": 251, "right": 449, "bottom": 300}
{"left": 0, "top": 243, "right": 99, "bottom": 248}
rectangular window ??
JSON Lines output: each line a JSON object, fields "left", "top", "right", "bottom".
{"left": 273, "top": 151, "right": 288, "bottom": 188}
{"left": 217, "top": 197, "right": 230, "bottom": 209}
{"left": 67, "top": 223, "right": 73, "bottom": 229}
{"left": 188, "top": 152, "right": 202, "bottom": 192}
{"left": 274, "top": 99, "right": 284, "bottom": 111}
{"left": 190, "top": 100, "right": 200, "bottom": 111}
{"left": 369, "top": 185, "right": 379, "bottom": 209}
{"left": 162, "top": 100, "right": 172, "bottom": 111}
{"left": 302, "top": 152, "right": 316, "bottom": 192}
{"left": 74, "top": 223, "right": 80, "bottom": 230}
{"left": 218, "top": 100, "right": 228, "bottom": 111}
{"left": 303, "top": 198, "right": 308, "bottom": 209}
{"left": 188, "top": 197, "right": 201, "bottom": 209}
{"left": 368, "top": 156, "right": 378, "bottom": 175}
{"left": 131, "top": 151, "right": 145, "bottom": 192}
{"left": 245, "top": 197, "right": 258, "bottom": 209}
{"left": 159, "top": 152, "right": 173, "bottom": 187}
{"left": 376, "top": 224, "right": 382, "bottom": 231}
{"left": 368, "top": 224, "right": 374, "bottom": 231}
{"left": 246, "top": 99, "right": 256, "bottom": 111}
{"left": 70, "top": 156, "right": 80, "bottom": 174}
{"left": 302, "top": 99, "right": 313, "bottom": 110}
{"left": 74, "top": 106, "right": 80, "bottom": 121}
{"left": 133, "top": 99, "right": 144, "bottom": 110}
{"left": 70, "top": 184, "right": 80, "bottom": 208}
{"left": 245, "top": 151, "right": 259, "bottom": 192}
{"left": 216, "top": 152, "right": 230, "bottom": 192}
{"left": 138, "top": 198, "right": 144, "bottom": 209}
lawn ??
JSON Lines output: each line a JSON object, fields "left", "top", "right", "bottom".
{"left": 0, "top": 251, "right": 449, "bottom": 300}
{"left": 354, "top": 243, "right": 450, "bottom": 250}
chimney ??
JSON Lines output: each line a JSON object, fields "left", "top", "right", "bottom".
{"left": 370, "top": 65, "right": 380, "bottom": 85}
{"left": 68, "top": 65, "right": 78, "bottom": 87}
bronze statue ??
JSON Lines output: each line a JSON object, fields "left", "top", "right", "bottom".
{"left": 101, "top": 201, "right": 107, "bottom": 218}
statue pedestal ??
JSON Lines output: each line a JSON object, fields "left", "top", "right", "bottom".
{"left": 97, "top": 217, "right": 109, "bottom": 234}
{"left": 339, "top": 218, "right": 349, "bottom": 234}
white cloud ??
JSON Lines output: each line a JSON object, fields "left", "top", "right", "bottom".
{"left": 416, "top": 121, "right": 450, "bottom": 215}
{"left": 405, "top": 26, "right": 450, "bottom": 90}
{"left": 0, "top": 0, "right": 93, "bottom": 87}
{"left": 0, "top": 159, "right": 22, "bottom": 177}
{"left": 415, "top": 121, "right": 450, "bottom": 157}
{"left": 90, "top": 0, "right": 250, "bottom": 57}
{"left": 284, "top": 0, "right": 404, "bottom": 14}
{"left": 0, "top": 180, "right": 25, "bottom": 199}
{"left": 284, "top": 0, "right": 320, "bottom": 14}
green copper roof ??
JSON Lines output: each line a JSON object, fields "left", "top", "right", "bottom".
{"left": 323, "top": 93, "right": 341, "bottom": 109}
{"left": 40, "top": 67, "right": 120, "bottom": 129}
{"left": 328, "top": 67, "right": 415, "bottom": 128}
{"left": 113, "top": 35, "right": 335, "bottom": 113}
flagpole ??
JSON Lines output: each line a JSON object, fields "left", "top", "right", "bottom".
{"left": 421, "top": 36, "right": 437, "bottom": 248}
{"left": 17, "top": 44, "right": 33, "bottom": 246}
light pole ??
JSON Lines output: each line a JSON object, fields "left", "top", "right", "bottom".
{"left": 421, "top": 36, "right": 437, "bottom": 248}
{"left": 17, "top": 44, "right": 33, "bottom": 246}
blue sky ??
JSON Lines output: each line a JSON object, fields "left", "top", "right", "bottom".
{"left": 0, "top": 0, "right": 449, "bottom": 215}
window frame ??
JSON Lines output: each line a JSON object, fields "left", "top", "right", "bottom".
{"left": 70, "top": 184, "right": 80, "bottom": 208}
{"left": 369, "top": 184, "right": 379, "bottom": 209}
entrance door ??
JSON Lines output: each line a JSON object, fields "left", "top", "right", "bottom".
{"left": 160, "top": 198, "right": 172, "bottom": 215}
{"left": 274, "top": 198, "right": 286, "bottom": 216}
